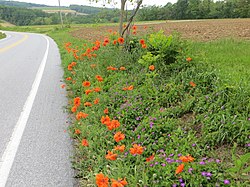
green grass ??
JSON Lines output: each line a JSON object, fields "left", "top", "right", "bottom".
{"left": 0, "top": 32, "right": 6, "bottom": 39}
{"left": 190, "top": 39, "right": 250, "bottom": 90}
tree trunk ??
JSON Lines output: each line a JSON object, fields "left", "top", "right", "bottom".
{"left": 119, "top": 0, "right": 127, "bottom": 36}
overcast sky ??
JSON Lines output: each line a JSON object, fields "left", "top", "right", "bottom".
{"left": 12, "top": 0, "right": 176, "bottom": 8}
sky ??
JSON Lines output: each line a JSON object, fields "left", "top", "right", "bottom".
{"left": 9, "top": 0, "right": 176, "bottom": 8}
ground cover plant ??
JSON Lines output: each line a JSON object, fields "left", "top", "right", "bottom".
{"left": 0, "top": 31, "right": 6, "bottom": 39}
{"left": 55, "top": 23, "right": 250, "bottom": 187}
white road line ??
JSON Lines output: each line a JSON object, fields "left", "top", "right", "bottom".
{"left": 0, "top": 34, "right": 50, "bottom": 187}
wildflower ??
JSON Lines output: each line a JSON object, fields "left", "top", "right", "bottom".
{"left": 113, "top": 40, "right": 117, "bottom": 45}
{"left": 186, "top": 57, "right": 192, "bottom": 62}
{"left": 82, "top": 139, "right": 89, "bottom": 146}
{"left": 224, "top": 179, "right": 230, "bottom": 185}
{"left": 94, "top": 98, "right": 100, "bottom": 104}
{"left": 132, "top": 25, "right": 137, "bottom": 30}
{"left": 90, "top": 64, "right": 96, "bottom": 68}
{"left": 101, "top": 115, "right": 110, "bottom": 125}
{"left": 76, "top": 112, "right": 88, "bottom": 120}
{"left": 105, "top": 151, "right": 117, "bottom": 161}
{"left": 146, "top": 154, "right": 155, "bottom": 162}
{"left": 71, "top": 105, "right": 77, "bottom": 113}
{"left": 71, "top": 61, "right": 77, "bottom": 66}
{"left": 75, "top": 129, "right": 81, "bottom": 135}
{"left": 74, "top": 97, "right": 81, "bottom": 107}
{"left": 189, "top": 81, "right": 196, "bottom": 87}
{"left": 149, "top": 65, "right": 155, "bottom": 71}
{"left": 114, "top": 145, "right": 125, "bottom": 153}
{"left": 127, "top": 85, "right": 133, "bottom": 90}
{"left": 114, "top": 132, "right": 125, "bottom": 142}
{"left": 130, "top": 144, "right": 144, "bottom": 155}
{"left": 139, "top": 39, "right": 145, "bottom": 45}
{"left": 104, "top": 108, "right": 109, "bottom": 114}
{"left": 96, "top": 173, "right": 109, "bottom": 187}
{"left": 175, "top": 164, "right": 184, "bottom": 174}
{"left": 61, "top": 84, "right": 65, "bottom": 89}
{"left": 110, "top": 120, "right": 120, "bottom": 129}
{"left": 93, "top": 87, "right": 101, "bottom": 92}
{"left": 132, "top": 31, "right": 137, "bottom": 35}
{"left": 179, "top": 155, "right": 195, "bottom": 163}
{"left": 104, "top": 38, "right": 109, "bottom": 44}
{"left": 84, "top": 102, "right": 92, "bottom": 107}
{"left": 118, "top": 37, "right": 125, "bottom": 44}
{"left": 82, "top": 81, "right": 91, "bottom": 87}
{"left": 66, "top": 77, "right": 72, "bottom": 81}
{"left": 111, "top": 178, "right": 128, "bottom": 187}
{"left": 96, "top": 75, "right": 104, "bottom": 82}
{"left": 120, "top": 67, "right": 126, "bottom": 71}
{"left": 67, "top": 64, "right": 73, "bottom": 71}
{"left": 142, "top": 44, "right": 147, "bottom": 48}
{"left": 85, "top": 89, "right": 92, "bottom": 95}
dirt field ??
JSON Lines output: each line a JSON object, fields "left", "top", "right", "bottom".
{"left": 71, "top": 19, "right": 250, "bottom": 42}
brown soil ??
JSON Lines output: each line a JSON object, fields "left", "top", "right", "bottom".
{"left": 71, "top": 19, "right": 250, "bottom": 42}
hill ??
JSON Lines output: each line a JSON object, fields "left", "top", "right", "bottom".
{"left": 0, "top": 0, "right": 49, "bottom": 8}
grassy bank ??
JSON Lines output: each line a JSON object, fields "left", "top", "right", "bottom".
{"left": 3, "top": 23, "right": 249, "bottom": 186}
{"left": 46, "top": 27, "right": 250, "bottom": 186}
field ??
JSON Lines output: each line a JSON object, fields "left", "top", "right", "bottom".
{"left": 31, "top": 7, "right": 88, "bottom": 15}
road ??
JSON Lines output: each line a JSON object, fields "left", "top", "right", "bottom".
{"left": 0, "top": 31, "right": 75, "bottom": 186}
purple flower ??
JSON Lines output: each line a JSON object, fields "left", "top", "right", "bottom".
{"left": 150, "top": 122, "right": 154, "bottom": 128}
{"left": 155, "top": 162, "right": 158, "bottom": 165}
{"left": 188, "top": 168, "right": 193, "bottom": 173}
{"left": 216, "top": 159, "right": 221, "bottom": 163}
{"left": 180, "top": 183, "right": 185, "bottom": 187}
{"left": 224, "top": 179, "right": 230, "bottom": 184}
{"left": 149, "top": 164, "right": 154, "bottom": 167}
{"left": 137, "top": 135, "right": 140, "bottom": 139}
{"left": 161, "top": 163, "right": 166, "bottom": 167}
{"left": 169, "top": 153, "right": 174, "bottom": 157}
{"left": 172, "top": 184, "right": 177, "bottom": 187}
{"left": 192, "top": 143, "right": 196, "bottom": 147}
{"left": 201, "top": 172, "right": 207, "bottom": 176}
{"left": 247, "top": 117, "right": 250, "bottom": 121}
{"left": 206, "top": 172, "right": 212, "bottom": 177}
{"left": 136, "top": 117, "right": 140, "bottom": 120}
{"left": 179, "top": 178, "right": 183, "bottom": 183}
{"left": 199, "top": 161, "right": 206, "bottom": 165}
{"left": 178, "top": 153, "right": 182, "bottom": 157}
{"left": 246, "top": 143, "right": 250, "bottom": 147}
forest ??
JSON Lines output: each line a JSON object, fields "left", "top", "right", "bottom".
{"left": 0, "top": 0, "right": 249, "bottom": 26}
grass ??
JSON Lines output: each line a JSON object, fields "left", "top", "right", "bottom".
{"left": 0, "top": 32, "right": 6, "bottom": 39}
{"left": 190, "top": 39, "right": 250, "bottom": 90}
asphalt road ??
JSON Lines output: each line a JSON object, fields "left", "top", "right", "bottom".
{"left": 0, "top": 31, "right": 75, "bottom": 186}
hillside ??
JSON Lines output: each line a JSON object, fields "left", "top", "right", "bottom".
{"left": 0, "top": 0, "right": 49, "bottom": 7}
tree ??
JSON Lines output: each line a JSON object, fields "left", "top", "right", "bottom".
{"left": 89, "top": 0, "right": 143, "bottom": 37}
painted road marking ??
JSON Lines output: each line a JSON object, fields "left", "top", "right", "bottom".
{"left": 0, "top": 34, "right": 28, "bottom": 53}
{"left": 0, "top": 35, "right": 50, "bottom": 187}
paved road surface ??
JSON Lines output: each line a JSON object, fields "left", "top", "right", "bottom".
{"left": 0, "top": 31, "right": 75, "bottom": 186}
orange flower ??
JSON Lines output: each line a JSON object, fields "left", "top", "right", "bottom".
{"left": 186, "top": 57, "right": 192, "bottom": 62}
{"left": 111, "top": 120, "right": 120, "bottom": 129}
{"left": 71, "top": 61, "right": 77, "bottom": 66}
{"left": 132, "top": 31, "right": 136, "bottom": 35}
{"left": 95, "top": 40, "right": 101, "bottom": 47}
{"left": 189, "top": 81, "right": 196, "bottom": 87}
{"left": 93, "top": 87, "right": 101, "bottom": 92}
{"left": 132, "top": 25, "right": 137, "bottom": 30}
{"left": 149, "top": 65, "right": 155, "bottom": 71}
{"left": 120, "top": 67, "right": 126, "bottom": 71}
{"left": 139, "top": 39, "right": 145, "bottom": 45}
{"left": 76, "top": 112, "right": 88, "bottom": 120}
{"left": 84, "top": 102, "right": 92, "bottom": 107}
{"left": 122, "top": 87, "right": 128, "bottom": 91}
{"left": 96, "top": 173, "right": 109, "bottom": 187}
{"left": 61, "top": 84, "right": 66, "bottom": 89}
{"left": 146, "top": 154, "right": 155, "bottom": 162}
{"left": 74, "top": 97, "right": 81, "bottom": 107}
{"left": 179, "top": 155, "right": 194, "bottom": 163}
{"left": 114, "top": 132, "right": 125, "bottom": 142}
{"left": 71, "top": 105, "right": 77, "bottom": 113}
{"left": 90, "top": 64, "right": 96, "bottom": 68}
{"left": 107, "top": 66, "right": 117, "bottom": 70}
{"left": 118, "top": 37, "right": 125, "bottom": 44}
{"left": 68, "top": 64, "right": 73, "bottom": 71}
{"left": 111, "top": 178, "right": 128, "bottom": 187}
{"left": 104, "top": 38, "right": 109, "bottom": 44}
{"left": 82, "top": 139, "right": 89, "bottom": 146}
{"left": 94, "top": 98, "right": 100, "bottom": 104}
{"left": 104, "top": 108, "right": 109, "bottom": 114}
{"left": 175, "top": 164, "right": 185, "bottom": 174}
{"left": 85, "top": 89, "right": 92, "bottom": 95}
{"left": 113, "top": 40, "right": 117, "bottom": 45}
{"left": 105, "top": 150, "right": 117, "bottom": 161}
{"left": 75, "top": 129, "right": 81, "bottom": 135}
{"left": 114, "top": 145, "right": 125, "bottom": 153}
{"left": 101, "top": 115, "right": 110, "bottom": 125}
{"left": 127, "top": 85, "right": 133, "bottom": 90}
{"left": 96, "top": 75, "right": 104, "bottom": 82}
{"left": 130, "top": 144, "right": 144, "bottom": 155}
{"left": 66, "top": 77, "right": 72, "bottom": 81}
{"left": 142, "top": 44, "right": 147, "bottom": 49}
{"left": 82, "top": 81, "right": 91, "bottom": 87}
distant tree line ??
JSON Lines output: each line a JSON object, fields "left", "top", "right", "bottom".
{"left": 137, "top": 0, "right": 250, "bottom": 21}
